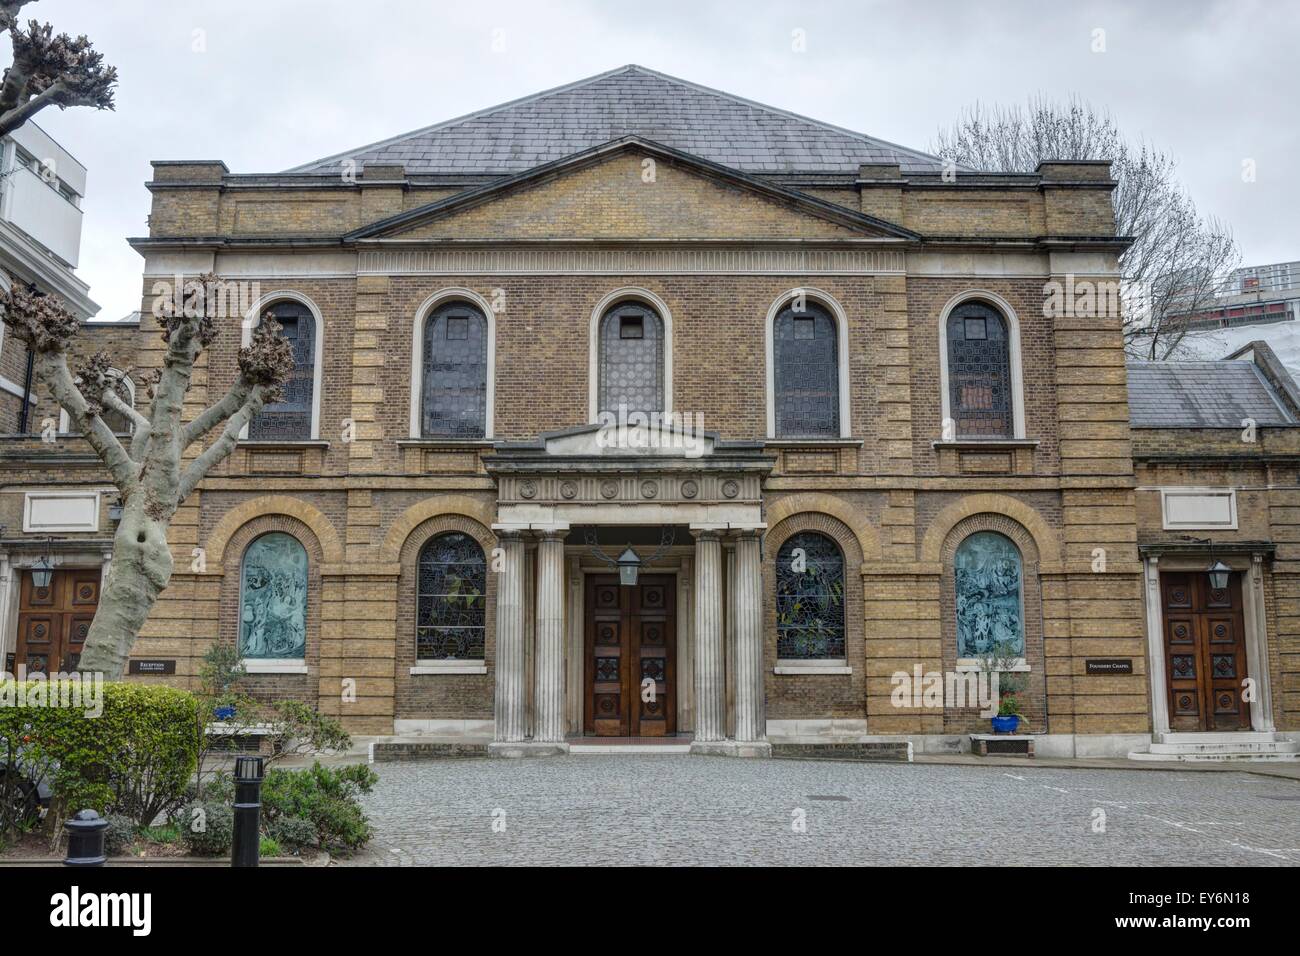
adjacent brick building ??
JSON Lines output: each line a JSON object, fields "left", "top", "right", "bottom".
{"left": 2, "top": 66, "right": 1295, "bottom": 759}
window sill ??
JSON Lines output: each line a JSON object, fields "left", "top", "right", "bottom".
{"left": 931, "top": 438, "right": 1038, "bottom": 449}
{"left": 396, "top": 439, "right": 494, "bottom": 447}
{"left": 237, "top": 440, "right": 330, "bottom": 448}
{"left": 774, "top": 661, "right": 852, "bottom": 675}
{"left": 765, "top": 438, "right": 863, "bottom": 447}
{"left": 240, "top": 659, "right": 308, "bottom": 675}
{"left": 410, "top": 661, "right": 488, "bottom": 675}
{"left": 956, "top": 659, "right": 1029, "bottom": 673}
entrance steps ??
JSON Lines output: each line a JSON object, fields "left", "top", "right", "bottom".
{"left": 568, "top": 737, "right": 692, "bottom": 754}
{"left": 1128, "top": 731, "right": 1299, "bottom": 762}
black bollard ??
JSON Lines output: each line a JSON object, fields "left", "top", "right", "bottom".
{"left": 64, "top": 809, "right": 108, "bottom": 866}
{"left": 230, "top": 755, "right": 264, "bottom": 868}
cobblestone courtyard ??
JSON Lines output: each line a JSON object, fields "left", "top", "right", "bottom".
{"left": 342, "top": 756, "right": 1300, "bottom": 866}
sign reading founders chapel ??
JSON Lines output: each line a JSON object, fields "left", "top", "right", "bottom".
{"left": 954, "top": 531, "right": 1024, "bottom": 658}
{"left": 239, "top": 532, "right": 308, "bottom": 660}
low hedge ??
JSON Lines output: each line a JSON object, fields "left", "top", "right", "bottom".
{"left": 0, "top": 681, "right": 199, "bottom": 827}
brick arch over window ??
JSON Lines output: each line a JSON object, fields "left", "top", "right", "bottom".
{"left": 206, "top": 496, "right": 344, "bottom": 568}
{"left": 920, "top": 494, "right": 1059, "bottom": 568}
{"left": 217, "top": 514, "right": 323, "bottom": 699}
{"left": 763, "top": 510, "right": 866, "bottom": 719}
{"left": 240, "top": 291, "right": 325, "bottom": 441}
{"left": 764, "top": 493, "right": 879, "bottom": 562}
{"left": 937, "top": 512, "right": 1046, "bottom": 735}
{"left": 380, "top": 495, "right": 497, "bottom": 565}
{"left": 394, "top": 513, "right": 497, "bottom": 720}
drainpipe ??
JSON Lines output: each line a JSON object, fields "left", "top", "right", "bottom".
{"left": 16, "top": 345, "right": 32, "bottom": 433}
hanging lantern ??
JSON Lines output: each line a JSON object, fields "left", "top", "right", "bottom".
{"left": 617, "top": 546, "right": 641, "bottom": 587}
{"left": 1207, "top": 559, "right": 1231, "bottom": 591}
{"left": 30, "top": 554, "right": 53, "bottom": 589}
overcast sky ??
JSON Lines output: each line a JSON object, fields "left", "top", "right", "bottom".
{"left": 26, "top": 0, "right": 1300, "bottom": 319}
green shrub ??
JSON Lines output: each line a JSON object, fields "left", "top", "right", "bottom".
{"left": 0, "top": 681, "right": 199, "bottom": 826}
{"left": 103, "top": 813, "right": 137, "bottom": 855}
{"left": 178, "top": 800, "right": 233, "bottom": 856}
{"left": 262, "top": 762, "right": 378, "bottom": 854}
{"left": 266, "top": 814, "right": 316, "bottom": 848}
{"left": 259, "top": 836, "right": 281, "bottom": 857}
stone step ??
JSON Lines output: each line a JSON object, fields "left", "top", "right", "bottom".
{"left": 1159, "top": 731, "right": 1280, "bottom": 745}
{"left": 771, "top": 741, "right": 913, "bottom": 763}
{"left": 369, "top": 739, "right": 489, "bottom": 762}
{"left": 1129, "top": 749, "right": 1300, "bottom": 763}
{"left": 1148, "top": 740, "right": 1298, "bottom": 755}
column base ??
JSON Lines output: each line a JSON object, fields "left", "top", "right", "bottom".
{"left": 689, "top": 739, "right": 772, "bottom": 758}
{"left": 487, "top": 741, "right": 571, "bottom": 759}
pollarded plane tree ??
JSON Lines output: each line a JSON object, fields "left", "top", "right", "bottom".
{"left": 0, "top": 278, "right": 294, "bottom": 678}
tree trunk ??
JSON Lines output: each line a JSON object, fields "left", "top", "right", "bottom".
{"left": 77, "top": 504, "right": 174, "bottom": 679}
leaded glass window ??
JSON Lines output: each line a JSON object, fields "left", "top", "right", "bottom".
{"left": 248, "top": 302, "right": 315, "bottom": 440}
{"left": 422, "top": 301, "right": 488, "bottom": 438}
{"left": 954, "top": 531, "right": 1024, "bottom": 657}
{"left": 598, "top": 302, "right": 663, "bottom": 416}
{"left": 417, "top": 532, "right": 486, "bottom": 660}
{"left": 775, "top": 531, "right": 845, "bottom": 659}
{"left": 774, "top": 301, "right": 839, "bottom": 437}
{"left": 946, "top": 301, "right": 1012, "bottom": 438}
{"left": 238, "top": 532, "right": 308, "bottom": 660}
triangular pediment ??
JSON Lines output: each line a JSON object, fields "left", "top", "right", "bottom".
{"left": 346, "top": 138, "right": 917, "bottom": 242}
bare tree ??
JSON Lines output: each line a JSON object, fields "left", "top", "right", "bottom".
{"left": 1, "top": 277, "right": 293, "bottom": 678}
{"left": 0, "top": 1, "right": 116, "bottom": 138}
{"left": 934, "top": 96, "right": 1239, "bottom": 359}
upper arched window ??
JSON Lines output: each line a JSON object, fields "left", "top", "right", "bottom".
{"left": 421, "top": 301, "right": 488, "bottom": 438}
{"left": 61, "top": 373, "right": 135, "bottom": 435}
{"left": 417, "top": 532, "right": 487, "bottom": 661}
{"left": 238, "top": 532, "right": 309, "bottom": 661}
{"left": 248, "top": 301, "right": 315, "bottom": 441}
{"left": 774, "top": 300, "right": 839, "bottom": 438}
{"left": 598, "top": 301, "right": 664, "bottom": 417}
{"left": 946, "top": 301, "right": 1012, "bottom": 438}
{"left": 954, "top": 531, "right": 1024, "bottom": 658}
{"left": 775, "top": 531, "right": 845, "bottom": 660}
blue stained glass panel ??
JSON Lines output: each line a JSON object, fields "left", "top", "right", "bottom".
{"left": 954, "top": 531, "right": 1023, "bottom": 657}
{"left": 239, "top": 532, "right": 308, "bottom": 659}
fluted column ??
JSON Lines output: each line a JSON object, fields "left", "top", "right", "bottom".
{"left": 692, "top": 529, "right": 726, "bottom": 743}
{"left": 533, "top": 530, "right": 567, "bottom": 743}
{"left": 733, "top": 530, "right": 767, "bottom": 745}
{"left": 493, "top": 530, "right": 527, "bottom": 743}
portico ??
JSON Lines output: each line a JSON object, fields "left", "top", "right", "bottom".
{"left": 484, "top": 424, "right": 774, "bottom": 756}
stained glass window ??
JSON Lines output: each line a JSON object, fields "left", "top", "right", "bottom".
{"left": 248, "top": 302, "right": 315, "bottom": 441}
{"left": 598, "top": 302, "right": 663, "bottom": 416}
{"left": 954, "top": 531, "right": 1024, "bottom": 657}
{"left": 775, "top": 531, "right": 845, "bottom": 659}
{"left": 946, "top": 301, "right": 1012, "bottom": 438}
{"left": 774, "top": 301, "right": 839, "bottom": 438}
{"left": 239, "top": 532, "right": 308, "bottom": 660}
{"left": 417, "top": 532, "right": 486, "bottom": 660}
{"left": 422, "top": 301, "right": 488, "bottom": 438}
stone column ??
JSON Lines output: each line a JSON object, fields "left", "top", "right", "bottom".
{"left": 732, "top": 530, "right": 770, "bottom": 754}
{"left": 691, "top": 529, "right": 726, "bottom": 750}
{"left": 533, "top": 530, "right": 567, "bottom": 745}
{"left": 491, "top": 530, "right": 527, "bottom": 747}
{"left": 1142, "top": 554, "right": 1170, "bottom": 738}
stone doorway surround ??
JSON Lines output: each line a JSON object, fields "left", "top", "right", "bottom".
{"left": 483, "top": 423, "right": 775, "bottom": 757}
{"left": 1140, "top": 543, "right": 1277, "bottom": 738}
{"left": 0, "top": 539, "right": 113, "bottom": 672}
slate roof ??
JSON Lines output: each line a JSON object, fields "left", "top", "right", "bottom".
{"left": 1126, "top": 360, "right": 1297, "bottom": 428}
{"left": 286, "top": 64, "right": 953, "bottom": 177}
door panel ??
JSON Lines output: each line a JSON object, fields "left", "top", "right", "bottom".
{"left": 16, "top": 569, "right": 102, "bottom": 674}
{"left": 1161, "top": 570, "right": 1249, "bottom": 732}
{"left": 584, "top": 574, "right": 676, "bottom": 737}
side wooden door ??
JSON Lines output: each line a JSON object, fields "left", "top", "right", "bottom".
{"left": 1162, "top": 570, "right": 1250, "bottom": 732}
{"left": 15, "top": 569, "right": 100, "bottom": 674}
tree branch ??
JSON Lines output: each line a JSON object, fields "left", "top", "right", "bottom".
{"left": 178, "top": 390, "right": 265, "bottom": 503}
{"left": 0, "top": 77, "right": 64, "bottom": 137}
{"left": 100, "top": 384, "right": 150, "bottom": 460}
{"left": 35, "top": 350, "right": 137, "bottom": 493}
{"left": 180, "top": 377, "right": 251, "bottom": 449}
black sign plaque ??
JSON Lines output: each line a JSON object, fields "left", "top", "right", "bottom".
{"left": 128, "top": 659, "right": 177, "bottom": 675}
{"left": 1085, "top": 658, "right": 1133, "bottom": 675}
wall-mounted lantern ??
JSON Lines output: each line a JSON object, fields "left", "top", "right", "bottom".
{"left": 586, "top": 527, "right": 676, "bottom": 587}
{"left": 31, "top": 539, "right": 54, "bottom": 589}
{"left": 1207, "top": 559, "right": 1232, "bottom": 591}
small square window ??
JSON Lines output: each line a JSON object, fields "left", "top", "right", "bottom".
{"left": 446, "top": 316, "right": 469, "bottom": 340}
{"left": 964, "top": 317, "right": 987, "bottom": 340}
{"left": 793, "top": 317, "right": 816, "bottom": 340}
{"left": 620, "top": 315, "right": 644, "bottom": 339}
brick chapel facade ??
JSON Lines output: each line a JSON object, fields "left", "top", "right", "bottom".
{"left": 2, "top": 66, "right": 1296, "bottom": 758}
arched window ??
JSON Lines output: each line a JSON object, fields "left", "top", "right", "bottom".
{"left": 774, "top": 300, "right": 839, "bottom": 438}
{"left": 248, "top": 301, "right": 315, "bottom": 441}
{"left": 775, "top": 531, "right": 845, "bottom": 660}
{"left": 61, "top": 373, "right": 135, "bottom": 435}
{"left": 417, "top": 532, "right": 486, "bottom": 661}
{"left": 598, "top": 301, "right": 664, "bottom": 416}
{"left": 238, "top": 532, "right": 308, "bottom": 660}
{"left": 946, "top": 301, "right": 1012, "bottom": 438}
{"left": 954, "top": 531, "right": 1024, "bottom": 658}
{"left": 421, "top": 301, "right": 488, "bottom": 438}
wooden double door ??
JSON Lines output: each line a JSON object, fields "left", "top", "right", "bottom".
{"left": 584, "top": 575, "right": 676, "bottom": 737}
{"left": 15, "top": 569, "right": 101, "bottom": 674}
{"left": 1161, "top": 570, "right": 1250, "bottom": 732}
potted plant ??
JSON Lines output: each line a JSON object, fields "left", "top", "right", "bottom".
{"left": 977, "top": 638, "right": 1027, "bottom": 734}
{"left": 991, "top": 692, "right": 1025, "bottom": 734}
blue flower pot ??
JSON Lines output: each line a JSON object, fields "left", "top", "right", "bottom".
{"left": 991, "top": 715, "right": 1019, "bottom": 734}
{"left": 214, "top": 705, "right": 236, "bottom": 721}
